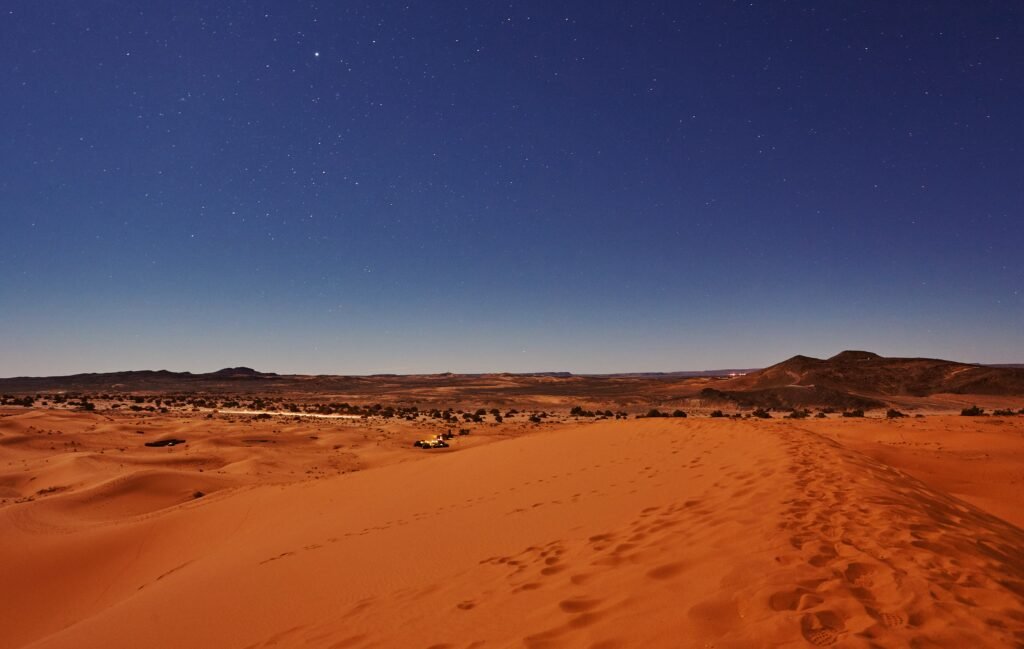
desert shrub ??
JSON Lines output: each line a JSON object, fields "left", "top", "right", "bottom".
{"left": 751, "top": 408, "right": 771, "bottom": 419}
{"left": 644, "top": 409, "right": 666, "bottom": 418}
{"left": 886, "top": 409, "right": 905, "bottom": 419}
{"left": 960, "top": 405, "right": 985, "bottom": 417}
{"left": 785, "top": 409, "right": 810, "bottom": 419}
{"left": 672, "top": 410, "right": 687, "bottom": 418}
{"left": 992, "top": 409, "right": 1015, "bottom": 416}
{"left": 1, "top": 395, "right": 32, "bottom": 407}
{"left": 528, "top": 415, "right": 542, "bottom": 424}
{"left": 815, "top": 412, "right": 827, "bottom": 418}
{"left": 842, "top": 409, "right": 865, "bottom": 418}
{"left": 709, "top": 410, "right": 725, "bottom": 418}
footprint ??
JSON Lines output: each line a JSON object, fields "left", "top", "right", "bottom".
{"left": 800, "top": 611, "right": 845, "bottom": 646}
{"left": 843, "top": 562, "right": 875, "bottom": 586}
{"left": 646, "top": 562, "right": 686, "bottom": 580}
{"left": 867, "top": 608, "right": 906, "bottom": 628}
{"left": 558, "top": 597, "right": 602, "bottom": 613}
{"left": 259, "top": 551, "right": 295, "bottom": 565}
{"left": 768, "top": 588, "right": 824, "bottom": 611}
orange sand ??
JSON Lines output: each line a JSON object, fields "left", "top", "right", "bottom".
{"left": 2, "top": 409, "right": 1023, "bottom": 648}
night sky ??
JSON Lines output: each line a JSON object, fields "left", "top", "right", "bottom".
{"left": 2, "top": 2, "right": 1022, "bottom": 376}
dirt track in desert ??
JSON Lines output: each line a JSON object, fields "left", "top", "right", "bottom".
{"left": 2, "top": 409, "right": 1024, "bottom": 648}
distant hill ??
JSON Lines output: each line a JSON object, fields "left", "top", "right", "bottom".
{"left": 700, "top": 350, "right": 1024, "bottom": 408}
{"left": 0, "top": 367, "right": 279, "bottom": 393}
{"left": 209, "top": 367, "right": 272, "bottom": 378}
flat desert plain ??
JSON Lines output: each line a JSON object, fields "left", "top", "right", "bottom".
{"left": 2, "top": 408, "right": 1024, "bottom": 648}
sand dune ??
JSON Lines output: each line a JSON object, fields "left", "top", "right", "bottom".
{"left": 2, "top": 411, "right": 1023, "bottom": 648}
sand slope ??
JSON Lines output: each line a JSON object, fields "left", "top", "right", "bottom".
{"left": 2, "top": 418, "right": 1023, "bottom": 648}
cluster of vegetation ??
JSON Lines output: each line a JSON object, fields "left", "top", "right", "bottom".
{"left": 784, "top": 409, "right": 811, "bottom": 419}
{"left": 569, "top": 406, "right": 627, "bottom": 419}
{"left": 992, "top": 408, "right": 1024, "bottom": 416}
{"left": 842, "top": 409, "right": 865, "bottom": 418}
{"left": 751, "top": 408, "right": 772, "bottom": 419}
{"left": 639, "top": 409, "right": 688, "bottom": 418}
{"left": 957, "top": 405, "right": 1024, "bottom": 417}
{"left": 0, "top": 394, "right": 35, "bottom": 407}
{"left": 886, "top": 409, "right": 906, "bottom": 419}
{"left": 19, "top": 390, "right": 543, "bottom": 424}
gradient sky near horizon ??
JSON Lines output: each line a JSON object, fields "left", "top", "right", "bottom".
{"left": 2, "top": 1, "right": 1022, "bottom": 376}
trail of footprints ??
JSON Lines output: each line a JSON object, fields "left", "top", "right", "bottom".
{"left": 772, "top": 430, "right": 1024, "bottom": 647}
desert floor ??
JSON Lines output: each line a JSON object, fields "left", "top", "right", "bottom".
{"left": 2, "top": 408, "right": 1023, "bottom": 648}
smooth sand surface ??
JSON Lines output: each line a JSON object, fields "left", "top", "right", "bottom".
{"left": 2, "top": 410, "right": 1023, "bottom": 648}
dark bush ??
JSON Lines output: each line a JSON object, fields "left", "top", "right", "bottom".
{"left": 751, "top": 408, "right": 771, "bottom": 419}
{"left": 709, "top": 410, "right": 725, "bottom": 418}
{"left": 886, "top": 409, "right": 905, "bottom": 419}
{"left": 672, "top": 410, "right": 687, "bottom": 418}
{"left": 842, "top": 409, "right": 865, "bottom": 418}
{"left": 785, "top": 409, "right": 809, "bottom": 419}
{"left": 960, "top": 405, "right": 985, "bottom": 417}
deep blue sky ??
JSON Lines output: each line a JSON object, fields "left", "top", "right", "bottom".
{"left": 2, "top": 1, "right": 1022, "bottom": 375}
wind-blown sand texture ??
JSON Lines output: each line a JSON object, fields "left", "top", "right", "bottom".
{"left": 2, "top": 409, "right": 1023, "bottom": 648}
